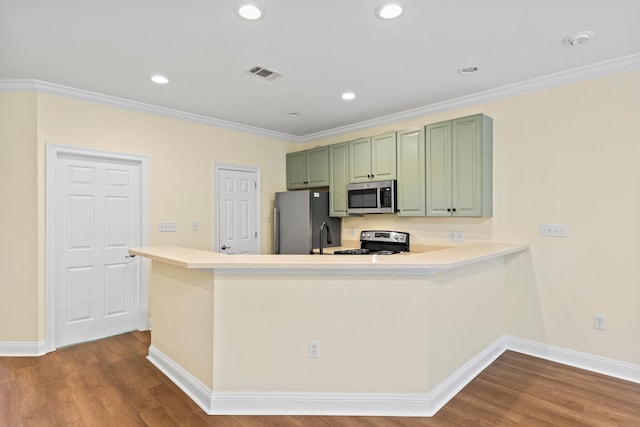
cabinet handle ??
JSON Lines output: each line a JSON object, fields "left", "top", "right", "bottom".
{"left": 447, "top": 208, "right": 451, "bottom": 212}
{"left": 452, "top": 208, "right": 457, "bottom": 212}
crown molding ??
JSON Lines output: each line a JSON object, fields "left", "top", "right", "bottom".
{"left": 2, "top": 53, "right": 639, "bottom": 143}
{"left": 0, "top": 79, "right": 299, "bottom": 142}
{"left": 299, "top": 53, "right": 640, "bottom": 142}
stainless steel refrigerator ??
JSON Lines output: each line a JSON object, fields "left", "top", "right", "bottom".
{"left": 274, "top": 190, "right": 342, "bottom": 254}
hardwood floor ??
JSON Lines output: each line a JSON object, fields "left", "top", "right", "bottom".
{"left": 1, "top": 331, "right": 639, "bottom": 426}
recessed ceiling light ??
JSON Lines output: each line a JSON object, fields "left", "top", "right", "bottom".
{"left": 237, "top": 4, "right": 263, "bottom": 20}
{"left": 342, "top": 92, "right": 356, "bottom": 101}
{"left": 458, "top": 66, "right": 479, "bottom": 75}
{"left": 563, "top": 30, "right": 595, "bottom": 46}
{"left": 150, "top": 74, "right": 169, "bottom": 85}
{"left": 287, "top": 112, "right": 301, "bottom": 117}
{"left": 376, "top": 3, "right": 403, "bottom": 19}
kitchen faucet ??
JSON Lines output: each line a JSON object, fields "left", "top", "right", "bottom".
{"left": 319, "top": 222, "right": 332, "bottom": 254}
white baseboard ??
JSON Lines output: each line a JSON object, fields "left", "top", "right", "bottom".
{"left": 426, "top": 335, "right": 508, "bottom": 415}
{"left": 147, "top": 345, "right": 213, "bottom": 413}
{"left": 506, "top": 336, "right": 640, "bottom": 384}
{"left": 209, "top": 391, "right": 431, "bottom": 417}
{"left": 146, "top": 337, "right": 508, "bottom": 417}
{"left": 0, "top": 341, "right": 46, "bottom": 356}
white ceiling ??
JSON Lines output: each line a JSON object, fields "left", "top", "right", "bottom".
{"left": 1, "top": 0, "right": 640, "bottom": 141}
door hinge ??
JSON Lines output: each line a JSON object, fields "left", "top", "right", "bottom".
{"left": 255, "top": 231, "right": 257, "bottom": 238}
{"left": 254, "top": 182, "right": 257, "bottom": 189}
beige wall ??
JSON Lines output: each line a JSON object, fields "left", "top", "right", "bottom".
{"left": 211, "top": 258, "right": 505, "bottom": 393}
{"left": 151, "top": 263, "right": 215, "bottom": 388}
{"left": 146, "top": 257, "right": 504, "bottom": 393}
{"left": 305, "top": 70, "right": 640, "bottom": 366}
{"left": 0, "top": 92, "right": 295, "bottom": 342}
{"left": 0, "top": 93, "right": 39, "bottom": 341}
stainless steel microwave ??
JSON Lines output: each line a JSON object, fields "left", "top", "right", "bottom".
{"left": 346, "top": 180, "right": 397, "bottom": 214}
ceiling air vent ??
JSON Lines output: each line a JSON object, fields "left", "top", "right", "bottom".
{"left": 247, "top": 65, "right": 283, "bottom": 81}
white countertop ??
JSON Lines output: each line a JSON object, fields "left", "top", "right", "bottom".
{"left": 129, "top": 241, "right": 528, "bottom": 274}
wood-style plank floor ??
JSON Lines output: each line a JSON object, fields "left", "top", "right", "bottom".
{"left": 1, "top": 331, "right": 639, "bottom": 426}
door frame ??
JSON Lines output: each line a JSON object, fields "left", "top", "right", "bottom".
{"left": 45, "top": 144, "right": 150, "bottom": 353}
{"left": 213, "top": 163, "right": 261, "bottom": 254}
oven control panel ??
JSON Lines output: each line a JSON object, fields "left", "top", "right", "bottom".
{"left": 360, "top": 230, "right": 408, "bottom": 243}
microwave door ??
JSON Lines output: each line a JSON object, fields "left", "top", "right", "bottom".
{"left": 349, "top": 188, "right": 377, "bottom": 209}
{"left": 363, "top": 189, "right": 377, "bottom": 208}
{"left": 348, "top": 189, "right": 365, "bottom": 209}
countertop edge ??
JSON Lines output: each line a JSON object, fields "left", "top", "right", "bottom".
{"left": 129, "top": 243, "right": 529, "bottom": 274}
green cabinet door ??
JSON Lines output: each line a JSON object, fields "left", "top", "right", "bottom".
{"left": 306, "top": 146, "right": 329, "bottom": 187}
{"left": 348, "top": 134, "right": 396, "bottom": 183}
{"left": 426, "top": 121, "right": 453, "bottom": 217}
{"left": 286, "top": 151, "right": 308, "bottom": 189}
{"left": 348, "top": 137, "right": 372, "bottom": 183}
{"left": 286, "top": 147, "right": 329, "bottom": 190}
{"left": 426, "top": 114, "right": 492, "bottom": 217}
{"left": 329, "top": 142, "right": 349, "bottom": 217}
{"left": 452, "top": 114, "right": 493, "bottom": 217}
{"left": 371, "top": 132, "right": 397, "bottom": 181}
{"left": 396, "top": 128, "right": 425, "bottom": 216}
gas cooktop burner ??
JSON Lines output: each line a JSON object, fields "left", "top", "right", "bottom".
{"left": 333, "top": 248, "right": 400, "bottom": 255}
{"left": 332, "top": 230, "right": 409, "bottom": 255}
{"left": 334, "top": 248, "right": 371, "bottom": 255}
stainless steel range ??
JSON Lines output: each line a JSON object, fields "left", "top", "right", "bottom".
{"left": 333, "top": 230, "right": 410, "bottom": 255}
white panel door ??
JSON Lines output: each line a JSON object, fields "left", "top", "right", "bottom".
{"left": 55, "top": 156, "right": 140, "bottom": 347}
{"left": 217, "top": 168, "right": 259, "bottom": 254}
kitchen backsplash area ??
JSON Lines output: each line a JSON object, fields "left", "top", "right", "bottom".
{"left": 341, "top": 214, "right": 495, "bottom": 246}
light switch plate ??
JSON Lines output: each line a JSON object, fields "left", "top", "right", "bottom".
{"left": 539, "top": 224, "right": 567, "bottom": 237}
{"left": 308, "top": 340, "right": 320, "bottom": 359}
{"left": 158, "top": 222, "right": 177, "bottom": 232}
{"left": 449, "top": 231, "right": 464, "bottom": 242}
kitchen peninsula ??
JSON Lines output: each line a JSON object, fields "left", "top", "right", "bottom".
{"left": 130, "top": 242, "right": 528, "bottom": 417}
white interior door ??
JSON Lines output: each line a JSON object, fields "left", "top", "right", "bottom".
{"left": 55, "top": 154, "right": 141, "bottom": 347}
{"left": 217, "top": 167, "right": 260, "bottom": 254}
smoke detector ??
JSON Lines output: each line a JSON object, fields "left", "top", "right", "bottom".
{"left": 247, "top": 65, "right": 283, "bottom": 81}
{"left": 563, "top": 30, "right": 595, "bottom": 46}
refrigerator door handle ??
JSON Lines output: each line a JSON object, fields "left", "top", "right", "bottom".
{"left": 273, "top": 207, "right": 280, "bottom": 254}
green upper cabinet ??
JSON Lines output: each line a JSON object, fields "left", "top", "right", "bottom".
{"left": 396, "top": 127, "right": 426, "bottom": 217}
{"left": 306, "top": 146, "right": 330, "bottom": 187}
{"left": 426, "top": 114, "right": 493, "bottom": 217}
{"left": 348, "top": 137, "right": 372, "bottom": 183}
{"left": 329, "top": 142, "right": 349, "bottom": 217}
{"left": 286, "top": 146, "right": 329, "bottom": 190}
{"left": 286, "top": 151, "right": 308, "bottom": 189}
{"left": 348, "top": 133, "right": 396, "bottom": 183}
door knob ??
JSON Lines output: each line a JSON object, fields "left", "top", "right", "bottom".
{"left": 221, "top": 245, "right": 230, "bottom": 250}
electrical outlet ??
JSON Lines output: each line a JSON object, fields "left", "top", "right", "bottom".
{"left": 192, "top": 221, "right": 199, "bottom": 231}
{"left": 594, "top": 315, "right": 606, "bottom": 330}
{"left": 308, "top": 340, "right": 320, "bottom": 359}
{"left": 158, "top": 222, "right": 177, "bottom": 232}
